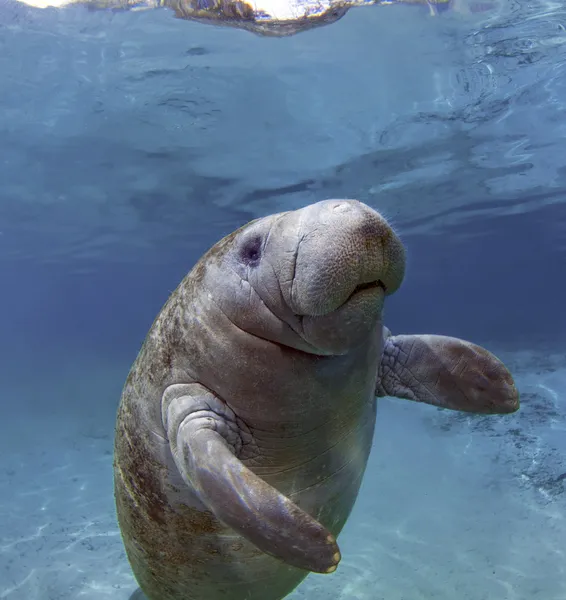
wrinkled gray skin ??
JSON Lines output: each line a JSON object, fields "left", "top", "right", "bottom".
{"left": 114, "top": 199, "right": 519, "bottom": 600}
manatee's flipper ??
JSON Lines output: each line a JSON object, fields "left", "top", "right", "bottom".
{"left": 128, "top": 588, "right": 147, "bottom": 600}
{"left": 376, "top": 330, "right": 519, "bottom": 414}
{"left": 161, "top": 383, "right": 341, "bottom": 574}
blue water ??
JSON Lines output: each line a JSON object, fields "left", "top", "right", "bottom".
{"left": 1, "top": 0, "right": 566, "bottom": 598}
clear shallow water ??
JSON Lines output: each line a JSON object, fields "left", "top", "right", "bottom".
{"left": 1, "top": 0, "right": 566, "bottom": 598}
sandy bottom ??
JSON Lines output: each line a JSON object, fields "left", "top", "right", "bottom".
{"left": 1, "top": 347, "right": 565, "bottom": 600}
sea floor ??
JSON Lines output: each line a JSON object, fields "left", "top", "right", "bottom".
{"left": 1, "top": 346, "right": 565, "bottom": 600}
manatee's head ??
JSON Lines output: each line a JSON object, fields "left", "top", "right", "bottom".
{"left": 199, "top": 199, "right": 405, "bottom": 355}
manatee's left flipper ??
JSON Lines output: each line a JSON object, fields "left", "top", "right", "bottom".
{"left": 376, "top": 329, "right": 519, "bottom": 414}
{"left": 162, "top": 383, "right": 341, "bottom": 574}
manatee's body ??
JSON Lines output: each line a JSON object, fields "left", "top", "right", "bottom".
{"left": 114, "top": 200, "right": 519, "bottom": 600}
{"left": 114, "top": 292, "right": 379, "bottom": 600}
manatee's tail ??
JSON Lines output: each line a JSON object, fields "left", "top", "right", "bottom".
{"left": 129, "top": 589, "right": 148, "bottom": 600}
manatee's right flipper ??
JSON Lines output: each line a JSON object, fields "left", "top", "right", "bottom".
{"left": 161, "top": 383, "right": 341, "bottom": 574}
{"left": 128, "top": 588, "right": 147, "bottom": 600}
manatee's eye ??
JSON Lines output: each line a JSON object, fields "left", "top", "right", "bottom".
{"left": 240, "top": 235, "right": 263, "bottom": 266}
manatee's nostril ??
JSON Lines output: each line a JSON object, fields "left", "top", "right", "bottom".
{"left": 332, "top": 202, "right": 351, "bottom": 213}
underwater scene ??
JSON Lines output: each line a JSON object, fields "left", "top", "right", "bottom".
{"left": 1, "top": 0, "right": 566, "bottom": 598}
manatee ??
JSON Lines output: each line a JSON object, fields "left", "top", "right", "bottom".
{"left": 114, "top": 199, "right": 519, "bottom": 600}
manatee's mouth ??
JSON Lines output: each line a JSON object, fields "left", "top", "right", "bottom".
{"left": 292, "top": 277, "right": 387, "bottom": 355}
{"left": 347, "top": 279, "right": 387, "bottom": 301}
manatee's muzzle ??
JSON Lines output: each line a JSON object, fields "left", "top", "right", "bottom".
{"left": 288, "top": 201, "right": 405, "bottom": 319}
{"left": 298, "top": 280, "right": 387, "bottom": 355}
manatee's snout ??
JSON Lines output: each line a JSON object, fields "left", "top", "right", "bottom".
{"left": 289, "top": 200, "right": 405, "bottom": 318}
{"left": 264, "top": 199, "right": 407, "bottom": 354}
